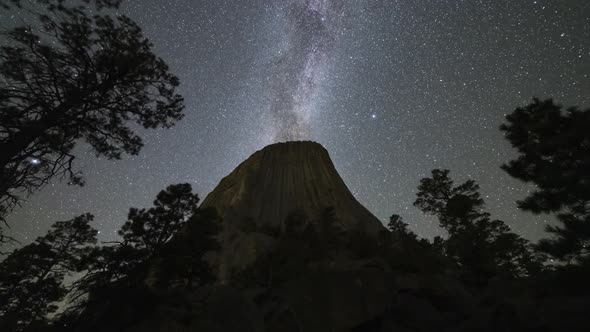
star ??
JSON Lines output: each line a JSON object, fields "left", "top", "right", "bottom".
{"left": 6, "top": 0, "right": 589, "bottom": 244}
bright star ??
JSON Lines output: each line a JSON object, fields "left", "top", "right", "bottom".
{"left": 30, "top": 158, "right": 41, "bottom": 165}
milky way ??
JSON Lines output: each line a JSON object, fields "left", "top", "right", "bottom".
{"left": 270, "top": 0, "right": 341, "bottom": 141}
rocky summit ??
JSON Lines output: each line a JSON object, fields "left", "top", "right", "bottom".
{"left": 201, "top": 141, "right": 384, "bottom": 234}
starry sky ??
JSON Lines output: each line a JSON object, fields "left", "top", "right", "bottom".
{"left": 5, "top": 0, "right": 590, "bottom": 244}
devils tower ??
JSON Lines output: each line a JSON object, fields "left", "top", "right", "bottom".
{"left": 63, "top": 142, "right": 583, "bottom": 332}
{"left": 199, "top": 141, "right": 386, "bottom": 281}
{"left": 201, "top": 141, "right": 385, "bottom": 234}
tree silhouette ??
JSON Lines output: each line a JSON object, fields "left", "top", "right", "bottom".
{"left": 158, "top": 207, "right": 221, "bottom": 289}
{"left": 119, "top": 183, "right": 199, "bottom": 255}
{"left": 414, "top": 169, "right": 538, "bottom": 279}
{"left": 67, "top": 243, "right": 145, "bottom": 311}
{"left": 387, "top": 214, "right": 417, "bottom": 241}
{"left": 0, "top": 0, "right": 184, "bottom": 225}
{"left": 500, "top": 98, "right": 590, "bottom": 264}
{"left": 69, "top": 183, "right": 213, "bottom": 317}
{"left": 0, "top": 214, "right": 97, "bottom": 331}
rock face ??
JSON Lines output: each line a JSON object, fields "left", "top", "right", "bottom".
{"left": 201, "top": 141, "right": 384, "bottom": 234}
{"left": 200, "top": 141, "right": 386, "bottom": 282}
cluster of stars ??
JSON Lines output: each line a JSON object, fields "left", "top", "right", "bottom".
{"left": 4, "top": 0, "right": 589, "bottom": 244}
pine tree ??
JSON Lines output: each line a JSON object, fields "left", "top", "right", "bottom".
{"left": 387, "top": 214, "right": 417, "bottom": 241}
{"left": 0, "top": 0, "right": 184, "bottom": 226}
{"left": 414, "top": 169, "right": 538, "bottom": 279}
{"left": 0, "top": 214, "right": 97, "bottom": 331}
{"left": 501, "top": 98, "right": 590, "bottom": 264}
{"left": 119, "top": 183, "right": 199, "bottom": 255}
{"left": 159, "top": 207, "right": 221, "bottom": 289}
{"left": 71, "top": 184, "right": 213, "bottom": 308}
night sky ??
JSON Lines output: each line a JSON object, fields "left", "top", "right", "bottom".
{"left": 6, "top": 0, "right": 590, "bottom": 244}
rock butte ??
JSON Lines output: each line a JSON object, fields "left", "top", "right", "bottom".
{"left": 198, "top": 141, "right": 386, "bottom": 282}
{"left": 201, "top": 140, "right": 385, "bottom": 234}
